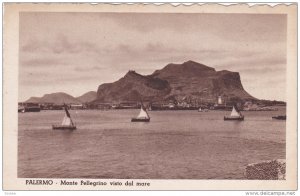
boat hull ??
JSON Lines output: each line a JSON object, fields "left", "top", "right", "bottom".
{"left": 272, "top": 115, "right": 286, "bottom": 120}
{"left": 25, "top": 107, "right": 41, "bottom": 112}
{"left": 224, "top": 116, "right": 244, "bottom": 121}
{"left": 131, "top": 118, "right": 150, "bottom": 122}
{"left": 18, "top": 108, "right": 25, "bottom": 113}
{"left": 52, "top": 125, "right": 76, "bottom": 130}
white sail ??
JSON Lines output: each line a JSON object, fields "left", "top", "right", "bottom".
{"left": 137, "top": 107, "right": 150, "bottom": 119}
{"left": 230, "top": 106, "right": 241, "bottom": 117}
{"left": 61, "top": 115, "right": 72, "bottom": 126}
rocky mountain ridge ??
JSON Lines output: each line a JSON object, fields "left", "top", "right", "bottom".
{"left": 25, "top": 60, "right": 257, "bottom": 104}
{"left": 94, "top": 60, "right": 255, "bottom": 103}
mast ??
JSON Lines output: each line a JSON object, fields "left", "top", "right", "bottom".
{"left": 142, "top": 103, "right": 150, "bottom": 118}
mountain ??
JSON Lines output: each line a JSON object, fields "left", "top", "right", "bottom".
{"left": 76, "top": 91, "right": 97, "bottom": 103}
{"left": 95, "top": 70, "right": 171, "bottom": 102}
{"left": 95, "top": 60, "right": 256, "bottom": 103}
{"left": 25, "top": 92, "right": 82, "bottom": 104}
{"left": 151, "top": 60, "right": 254, "bottom": 101}
{"left": 25, "top": 97, "right": 41, "bottom": 103}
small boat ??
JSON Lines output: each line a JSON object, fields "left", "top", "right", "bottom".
{"left": 52, "top": 105, "right": 76, "bottom": 130}
{"left": 224, "top": 105, "right": 244, "bottom": 121}
{"left": 131, "top": 104, "right": 150, "bottom": 122}
{"left": 198, "top": 107, "right": 209, "bottom": 112}
{"left": 272, "top": 115, "right": 286, "bottom": 120}
{"left": 18, "top": 106, "right": 25, "bottom": 113}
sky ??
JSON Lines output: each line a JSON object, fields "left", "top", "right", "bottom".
{"left": 19, "top": 12, "right": 287, "bottom": 102}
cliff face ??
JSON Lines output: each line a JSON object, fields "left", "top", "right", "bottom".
{"left": 95, "top": 60, "right": 256, "bottom": 103}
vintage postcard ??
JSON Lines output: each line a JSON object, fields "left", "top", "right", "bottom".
{"left": 3, "top": 3, "right": 297, "bottom": 191}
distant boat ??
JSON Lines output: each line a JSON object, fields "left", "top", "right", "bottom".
{"left": 272, "top": 115, "right": 286, "bottom": 120}
{"left": 198, "top": 107, "right": 209, "bottom": 112}
{"left": 224, "top": 105, "right": 244, "bottom": 121}
{"left": 52, "top": 105, "right": 76, "bottom": 130}
{"left": 18, "top": 103, "right": 40, "bottom": 112}
{"left": 131, "top": 104, "right": 150, "bottom": 122}
{"left": 18, "top": 106, "right": 25, "bottom": 113}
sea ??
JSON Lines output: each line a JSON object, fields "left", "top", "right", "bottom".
{"left": 18, "top": 108, "right": 286, "bottom": 179}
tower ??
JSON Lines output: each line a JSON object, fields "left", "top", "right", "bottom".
{"left": 218, "top": 96, "right": 223, "bottom": 105}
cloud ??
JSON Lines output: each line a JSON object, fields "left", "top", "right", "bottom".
{"left": 74, "top": 66, "right": 105, "bottom": 72}
{"left": 18, "top": 12, "right": 287, "bottom": 101}
{"left": 21, "top": 34, "right": 100, "bottom": 55}
{"left": 21, "top": 58, "right": 67, "bottom": 67}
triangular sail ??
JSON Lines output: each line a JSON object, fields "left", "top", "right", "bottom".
{"left": 62, "top": 115, "right": 72, "bottom": 126}
{"left": 230, "top": 105, "right": 241, "bottom": 117}
{"left": 137, "top": 106, "right": 150, "bottom": 119}
{"left": 61, "top": 105, "right": 74, "bottom": 126}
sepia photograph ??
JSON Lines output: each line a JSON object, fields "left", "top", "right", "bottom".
{"left": 3, "top": 3, "right": 297, "bottom": 191}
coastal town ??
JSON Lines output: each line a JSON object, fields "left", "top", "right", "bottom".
{"left": 18, "top": 95, "right": 285, "bottom": 113}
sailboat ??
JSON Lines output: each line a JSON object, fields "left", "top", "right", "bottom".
{"left": 272, "top": 115, "right": 286, "bottom": 120}
{"left": 52, "top": 105, "right": 76, "bottom": 130}
{"left": 131, "top": 104, "right": 150, "bottom": 122}
{"left": 224, "top": 104, "right": 244, "bottom": 121}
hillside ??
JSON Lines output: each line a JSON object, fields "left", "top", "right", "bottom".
{"left": 76, "top": 91, "right": 97, "bottom": 103}
{"left": 94, "top": 60, "right": 256, "bottom": 103}
{"left": 95, "top": 71, "right": 171, "bottom": 102}
{"left": 25, "top": 92, "right": 82, "bottom": 104}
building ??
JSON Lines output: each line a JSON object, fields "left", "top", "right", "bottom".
{"left": 70, "top": 104, "right": 84, "bottom": 110}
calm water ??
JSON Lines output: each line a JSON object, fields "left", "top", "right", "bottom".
{"left": 18, "top": 109, "right": 286, "bottom": 179}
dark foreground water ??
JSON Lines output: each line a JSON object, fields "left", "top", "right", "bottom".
{"left": 18, "top": 109, "right": 286, "bottom": 179}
